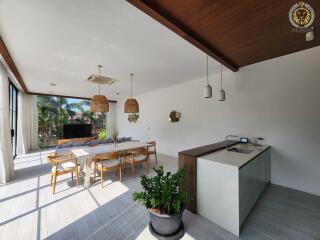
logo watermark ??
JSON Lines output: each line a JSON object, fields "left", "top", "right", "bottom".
{"left": 289, "top": 1, "right": 315, "bottom": 33}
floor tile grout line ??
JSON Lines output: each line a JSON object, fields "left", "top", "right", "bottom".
{"left": 85, "top": 202, "right": 138, "bottom": 240}
{"left": 36, "top": 176, "right": 41, "bottom": 240}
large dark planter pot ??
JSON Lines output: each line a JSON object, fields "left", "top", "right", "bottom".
{"left": 148, "top": 208, "right": 185, "bottom": 239}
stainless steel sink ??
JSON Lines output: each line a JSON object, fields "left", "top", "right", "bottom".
{"left": 228, "top": 147, "right": 253, "bottom": 154}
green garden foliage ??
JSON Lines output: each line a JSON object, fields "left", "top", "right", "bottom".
{"left": 98, "top": 129, "right": 107, "bottom": 140}
{"left": 37, "top": 96, "right": 106, "bottom": 148}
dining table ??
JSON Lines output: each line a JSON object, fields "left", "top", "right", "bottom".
{"left": 71, "top": 141, "right": 153, "bottom": 188}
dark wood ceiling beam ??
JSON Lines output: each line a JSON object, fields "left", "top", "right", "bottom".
{"left": 28, "top": 91, "right": 117, "bottom": 103}
{"left": 127, "top": 0, "right": 239, "bottom": 72}
{"left": 0, "top": 35, "right": 28, "bottom": 93}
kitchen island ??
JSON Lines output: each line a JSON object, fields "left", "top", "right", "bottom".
{"left": 179, "top": 141, "right": 270, "bottom": 237}
{"left": 197, "top": 143, "right": 270, "bottom": 237}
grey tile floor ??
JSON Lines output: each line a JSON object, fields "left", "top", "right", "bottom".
{"left": 0, "top": 149, "right": 319, "bottom": 239}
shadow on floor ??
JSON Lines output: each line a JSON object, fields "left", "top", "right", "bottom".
{"left": 1, "top": 151, "right": 320, "bottom": 240}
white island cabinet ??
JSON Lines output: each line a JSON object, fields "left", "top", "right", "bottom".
{"left": 197, "top": 144, "right": 270, "bottom": 237}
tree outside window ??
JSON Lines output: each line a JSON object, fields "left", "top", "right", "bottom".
{"left": 37, "top": 96, "right": 107, "bottom": 149}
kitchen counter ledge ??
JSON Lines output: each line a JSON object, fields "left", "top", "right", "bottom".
{"left": 199, "top": 143, "right": 270, "bottom": 168}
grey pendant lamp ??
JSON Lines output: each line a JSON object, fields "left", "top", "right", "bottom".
{"left": 218, "top": 63, "right": 226, "bottom": 101}
{"left": 203, "top": 55, "right": 212, "bottom": 98}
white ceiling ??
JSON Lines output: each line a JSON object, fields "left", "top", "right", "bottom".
{"left": 0, "top": 0, "right": 221, "bottom": 100}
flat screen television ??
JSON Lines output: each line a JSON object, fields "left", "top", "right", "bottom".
{"left": 63, "top": 124, "right": 92, "bottom": 139}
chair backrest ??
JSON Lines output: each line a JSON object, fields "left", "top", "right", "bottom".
{"left": 47, "top": 153, "right": 55, "bottom": 164}
{"left": 95, "top": 151, "right": 119, "bottom": 161}
{"left": 50, "top": 153, "right": 77, "bottom": 166}
{"left": 146, "top": 141, "right": 156, "bottom": 146}
{"left": 127, "top": 147, "right": 148, "bottom": 156}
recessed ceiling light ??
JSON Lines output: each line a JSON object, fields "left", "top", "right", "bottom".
{"left": 49, "top": 83, "right": 56, "bottom": 86}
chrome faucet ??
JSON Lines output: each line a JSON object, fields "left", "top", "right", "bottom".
{"left": 225, "top": 135, "right": 239, "bottom": 151}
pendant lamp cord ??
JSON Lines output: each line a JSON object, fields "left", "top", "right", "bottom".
{"left": 206, "top": 55, "right": 209, "bottom": 85}
{"left": 98, "top": 65, "right": 102, "bottom": 95}
{"left": 220, "top": 64, "right": 223, "bottom": 89}
{"left": 130, "top": 73, "right": 133, "bottom": 98}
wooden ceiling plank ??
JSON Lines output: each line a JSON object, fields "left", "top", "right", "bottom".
{"left": 128, "top": 0, "right": 320, "bottom": 69}
{"left": 127, "top": 0, "right": 239, "bottom": 72}
{"left": 0, "top": 35, "right": 28, "bottom": 93}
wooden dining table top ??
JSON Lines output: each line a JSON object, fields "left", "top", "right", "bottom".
{"left": 71, "top": 141, "right": 153, "bottom": 158}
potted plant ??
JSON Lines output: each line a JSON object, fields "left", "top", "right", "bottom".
{"left": 133, "top": 166, "right": 190, "bottom": 238}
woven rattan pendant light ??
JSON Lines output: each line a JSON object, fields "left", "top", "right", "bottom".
{"left": 90, "top": 65, "right": 109, "bottom": 112}
{"left": 124, "top": 73, "right": 139, "bottom": 113}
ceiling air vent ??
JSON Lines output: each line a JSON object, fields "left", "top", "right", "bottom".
{"left": 87, "top": 74, "right": 116, "bottom": 85}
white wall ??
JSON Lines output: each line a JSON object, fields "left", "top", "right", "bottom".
{"left": 107, "top": 102, "right": 117, "bottom": 138}
{"left": 116, "top": 46, "right": 320, "bottom": 196}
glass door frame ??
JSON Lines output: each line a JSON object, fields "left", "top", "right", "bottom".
{"left": 8, "top": 79, "right": 19, "bottom": 158}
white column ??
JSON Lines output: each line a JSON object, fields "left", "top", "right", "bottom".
{"left": 0, "top": 62, "right": 14, "bottom": 183}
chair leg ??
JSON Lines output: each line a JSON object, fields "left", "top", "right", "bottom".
{"left": 71, "top": 172, "right": 73, "bottom": 181}
{"left": 93, "top": 162, "right": 96, "bottom": 183}
{"left": 50, "top": 174, "right": 53, "bottom": 187}
{"left": 119, "top": 167, "right": 122, "bottom": 182}
{"left": 53, "top": 174, "right": 57, "bottom": 194}
{"left": 75, "top": 168, "right": 79, "bottom": 188}
{"left": 101, "top": 169, "right": 103, "bottom": 188}
{"left": 123, "top": 161, "right": 126, "bottom": 176}
{"left": 132, "top": 163, "right": 135, "bottom": 176}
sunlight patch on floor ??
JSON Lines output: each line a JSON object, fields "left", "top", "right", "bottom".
{"left": 89, "top": 180, "right": 130, "bottom": 205}
{"left": 40, "top": 178, "right": 129, "bottom": 238}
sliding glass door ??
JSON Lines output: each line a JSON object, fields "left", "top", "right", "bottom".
{"left": 8, "top": 80, "right": 18, "bottom": 158}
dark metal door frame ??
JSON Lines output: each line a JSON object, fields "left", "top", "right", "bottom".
{"left": 8, "top": 79, "right": 19, "bottom": 158}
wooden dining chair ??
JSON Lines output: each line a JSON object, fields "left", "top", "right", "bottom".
{"left": 124, "top": 148, "right": 149, "bottom": 176}
{"left": 118, "top": 150, "right": 127, "bottom": 162}
{"left": 146, "top": 141, "right": 158, "bottom": 166}
{"left": 94, "top": 152, "right": 121, "bottom": 188}
{"left": 48, "top": 152, "right": 79, "bottom": 194}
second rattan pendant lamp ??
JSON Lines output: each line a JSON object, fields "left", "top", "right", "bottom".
{"left": 124, "top": 73, "right": 139, "bottom": 113}
{"left": 90, "top": 65, "right": 109, "bottom": 112}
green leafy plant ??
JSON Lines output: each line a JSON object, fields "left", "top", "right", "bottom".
{"left": 98, "top": 129, "right": 107, "bottom": 140}
{"left": 133, "top": 166, "right": 190, "bottom": 215}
